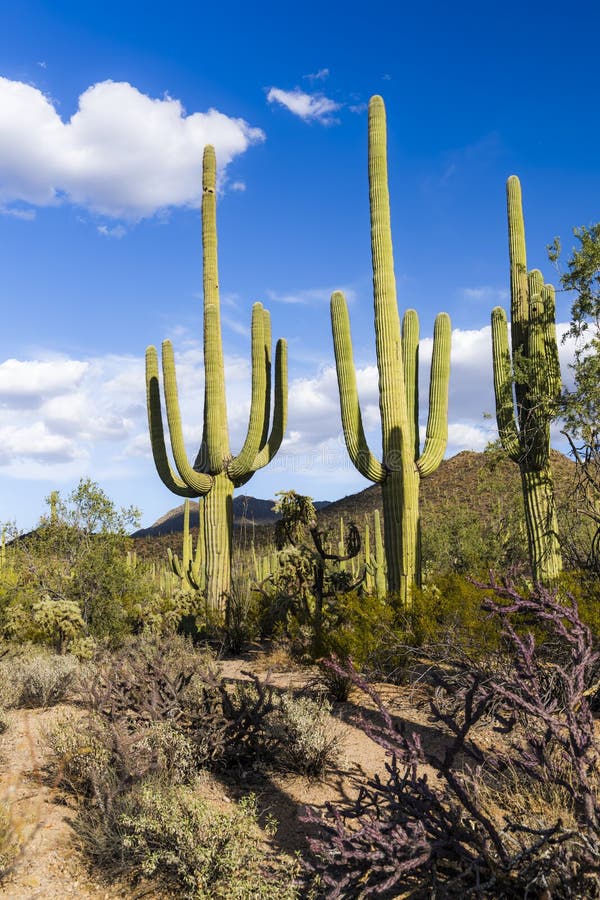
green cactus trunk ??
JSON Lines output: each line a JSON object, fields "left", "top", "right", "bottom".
{"left": 491, "top": 176, "right": 562, "bottom": 584}
{"left": 203, "top": 473, "right": 234, "bottom": 609}
{"left": 146, "top": 146, "right": 287, "bottom": 614}
{"left": 330, "top": 96, "right": 451, "bottom": 607}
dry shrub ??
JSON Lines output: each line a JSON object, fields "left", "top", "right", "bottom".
{"left": 304, "top": 581, "right": 600, "bottom": 898}
{"left": 0, "top": 649, "right": 80, "bottom": 708}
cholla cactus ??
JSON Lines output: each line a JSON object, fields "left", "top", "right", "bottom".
{"left": 331, "top": 96, "right": 451, "bottom": 606}
{"left": 491, "top": 176, "right": 562, "bottom": 583}
{"left": 146, "top": 146, "right": 288, "bottom": 612}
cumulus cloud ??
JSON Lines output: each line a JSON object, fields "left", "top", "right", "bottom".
{"left": 0, "top": 78, "right": 264, "bottom": 220}
{"left": 266, "top": 87, "right": 340, "bottom": 124}
{"left": 0, "top": 359, "right": 88, "bottom": 408}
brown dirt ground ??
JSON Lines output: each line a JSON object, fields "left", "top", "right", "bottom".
{"left": 0, "top": 654, "right": 451, "bottom": 899}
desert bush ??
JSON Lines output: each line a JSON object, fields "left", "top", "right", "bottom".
{"left": 86, "top": 634, "right": 214, "bottom": 725}
{"left": 410, "top": 574, "right": 503, "bottom": 653}
{"left": 267, "top": 691, "right": 341, "bottom": 776}
{"left": 223, "top": 576, "right": 261, "bottom": 653}
{"left": 77, "top": 780, "right": 302, "bottom": 899}
{"left": 0, "top": 649, "right": 80, "bottom": 708}
{"left": 46, "top": 709, "right": 114, "bottom": 798}
{"left": 304, "top": 581, "right": 600, "bottom": 898}
{"left": 1, "top": 481, "right": 146, "bottom": 647}
{"left": 47, "top": 708, "right": 199, "bottom": 804}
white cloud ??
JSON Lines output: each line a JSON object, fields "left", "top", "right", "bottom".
{"left": 0, "top": 323, "right": 578, "bottom": 486}
{"left": 97, "top": 224, "right": 126, "bottom": 239}
{"left": 304, "top": 68, "right": 329, "bottom": 81}
{"left": 0, "top": 78, "right": 265, "bottom": 220}
{"left": 0, "top": 359, "right": 88, "bottom": 407}
{"left": 266, "top": 87, "right": 340, "bottom": 124}
{"left": 230, "top": 181, "right": 246, "bottom": 192}
{"left": 0, "top": 205, "right": 36, "bottom": 220}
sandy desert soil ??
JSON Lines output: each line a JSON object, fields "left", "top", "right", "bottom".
{"left": 0, "top": 654, "right": 446, "bottom": 899}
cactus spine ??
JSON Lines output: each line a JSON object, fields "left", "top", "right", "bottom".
{"left": 146, "top": 146, "right": 288, "bottom": 613}
{"left": 330, "top": 96, "right": 451, "bottom": 607}
{"left": 491, "top": 176, "right": 562, "bottom": 583}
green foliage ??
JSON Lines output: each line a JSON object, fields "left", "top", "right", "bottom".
{"left": 78, "top": 782, "right": 301, "bottom": 899}
{"left": 30, "top": 599, "right": 85, "bottom": 652}
{"left": 549, "top": 224, "right": 600, "bottom": 446}
{"left": 422, "top": 447, "right": 528, "bottom": 576}
{"left": 410, "top": 576, "right": 503, "bottom": 652}
{"left": 0, "top": 480, "right": 152, "bottom": 646}
{"left": 316, "top": 590, "right": 401, "bottom": 674}
{"left": 265, "top": 491, "right": 362, "bottom": 657}
{"left": 549, "top": 224, "right": 600, "bottom": 575}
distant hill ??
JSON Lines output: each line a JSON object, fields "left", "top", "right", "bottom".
{"left": 133, "top": 494, "right": 331, "bottom": 538}
{"left": 315, "top": 448, "right": 574, "bottom": 529}
{"left": 131, "top": 449, "right": 576, "bottom": 562}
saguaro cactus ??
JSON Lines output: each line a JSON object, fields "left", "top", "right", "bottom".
{"left": 167, "top": 499, "right": 205, "bottom": 592}
{"left": 491, "top": 176, "right": 562, "bottom": 583}
{"left": 146, "top": 146, "right": 288, "bottom": 612}
{"left": 331, "top": 96, "right": 451, "bottom": 607}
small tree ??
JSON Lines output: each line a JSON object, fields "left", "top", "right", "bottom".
{"left": 266, "top": 491, "right": 362, "bottom": 656}
{"left": 4, "top": 480, "right": 143, "bottom": 646}
{"left": 549, "top": 226, "right": 600, "bottom": 573}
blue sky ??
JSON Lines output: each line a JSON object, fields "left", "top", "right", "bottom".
{"left": 0, "top": 0, "right": 598, "bottom": 530}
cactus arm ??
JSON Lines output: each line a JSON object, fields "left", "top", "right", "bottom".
{"left": 227, "top": 303, "right": 267, "bottom": 481}
{"left": 417, "top": 312, "right": 451, "bottom": 477}
{"left": 258, "top": 307, "right": 272, "bottom": 451}
{"left": 527, "top": 269, "right": 547, "bottom": 402}
{"left": 240, "top": 337, "right": 289, "bottom": 478}
{"left": 146, "top": 345, "right": 199, "bottom": 498}
{"left": 402, "top": 310, "right": 420, "bottom": 460}
{"left": 491, "top": 306, "right": 521, "bottom": 461}
{"left": 202, "top": 301, "right": 230, "bottom": 471}
{"left": 167, "top": 547, "right": 184, "bottom": 578}
{"left": 542, "top": 284, "right": 562, "bottom": 399}
{"left": 161, "top": 340, "right": 214, "bottom": 495}
{"left": 331, "top": 290, "right": 387, "bottom": 483}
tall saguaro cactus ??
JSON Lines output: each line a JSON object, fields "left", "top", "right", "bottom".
{"left": 146, "top": 145, "right": 288, "bottom": 612}
{"left": 331, "top": 96, "right": 451, "bottom": 607}
{"left": 491, "top": 176, "right": 562, "bottom": 583}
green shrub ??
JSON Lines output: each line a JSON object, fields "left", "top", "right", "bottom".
{"left": 77, "top": 781, "right": 302, "bottom": 899}
{"left": 410, "top": 575, "right": 503, "bottom": 653}
{"left": 319, "top": 590, "right": 404, "bottom": 674}
{"left": 558, "top": 570, "right": 600, "bottom": 638}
